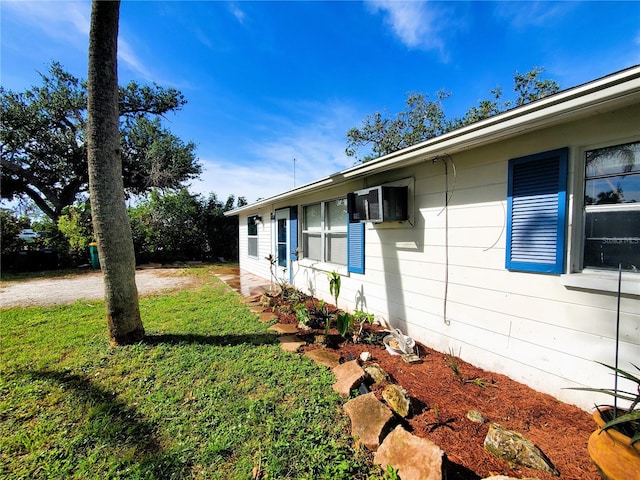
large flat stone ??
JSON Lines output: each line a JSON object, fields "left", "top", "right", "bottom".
{"left": 343, "top": 392, "right": 395, "bottom": 450}
{"left": 258, "top": 312, "right": 278, "bottom": 322}
{"left": 277, "top": 335, "right": 306, "bottom": 352}
{"left": 268, "top": 323, "right": 298, "bottom": 334}
{"left": 332, "top": 360, "right": 365, "bottom": 397}
{"left": 304, "top": 348, "right": 341, "bottom": 368}
{"left": 374, "top": 425, "right": 446, "bottom": 480}
{"left": 242, "top": 293, "right": 263, "bottom": 303}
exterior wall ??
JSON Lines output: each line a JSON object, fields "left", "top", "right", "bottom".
{"left": 236, "top": 103, "right": 640, "bottom": 410}
{"left": 238, "top": 207, "right": 273, "bottom": 284}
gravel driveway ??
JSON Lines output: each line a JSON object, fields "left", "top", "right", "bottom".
{"left": 0, "top": 269, "right": 198, "bottom": 308}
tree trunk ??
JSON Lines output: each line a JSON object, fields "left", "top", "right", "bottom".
{"left": 87, "top": 0, "right": 144, "bottom": 345}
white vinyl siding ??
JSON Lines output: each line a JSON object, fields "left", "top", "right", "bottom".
{"left": 234, "top": 92, "right": 640, "bottom": 411}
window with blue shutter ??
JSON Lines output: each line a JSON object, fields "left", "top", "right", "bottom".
{"left": 506, "top": 148, "right": 568, "bottom": 274}
{"left": 347, "top": 219, "right": 365, "bottom": 274}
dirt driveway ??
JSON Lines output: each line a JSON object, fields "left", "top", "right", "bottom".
{"left": 0, "top": 268, "right": 198, "bottom": 308}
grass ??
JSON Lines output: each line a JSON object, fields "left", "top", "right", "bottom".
{"left": 0, "top": 266, "right": 377, "bottom": 479}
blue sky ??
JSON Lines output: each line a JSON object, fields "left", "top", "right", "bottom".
{"left": 2, "top": 1, "right": 639, "bottom": 205}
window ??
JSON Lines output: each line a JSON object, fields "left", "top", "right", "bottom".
{"left": 583, "top": 141, "right": 640, "bottom": 272}
{"left": 247, "top": 215, "right": 258, "bottom": 258}
{"left": 506, "top": 148, "right": 568, "bottom": 274}
{"left": 302, "top": 199, "right": 347, "bottom": 265}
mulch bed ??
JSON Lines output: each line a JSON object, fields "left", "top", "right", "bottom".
{"left": 268, "top": 294, "right": 600, "bottom": 480}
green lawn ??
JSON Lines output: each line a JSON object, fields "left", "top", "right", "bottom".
{"left": 0, "top": 267, "right": 377, "bottom": 479}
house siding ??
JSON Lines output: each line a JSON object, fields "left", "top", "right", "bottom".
{"left": 234, "top": 93, "right": 640, "bottom": 410}
{"left": 238, "top": 210, "right": 273, "bottom": 284}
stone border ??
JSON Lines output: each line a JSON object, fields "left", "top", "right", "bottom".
{"left": 244, "top": 293, "right": 548, "bottom": 480}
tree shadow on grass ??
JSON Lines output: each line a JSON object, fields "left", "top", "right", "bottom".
{"left": 23, "top": 369, "right": 192, "bottom": 479}
{"left": 142, "top": 332, "right": 278, "bottom": 347}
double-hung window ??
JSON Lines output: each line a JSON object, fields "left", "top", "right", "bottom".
{"left": 302, "top": 199, "right": 348, "bottom": 265}
{"left": 583, "top": 141, "right": 640, "bottom": 272}
{"left": 247, "top": 215, "right": 258, "bottom": 258}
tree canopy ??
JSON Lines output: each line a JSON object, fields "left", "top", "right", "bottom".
{"left": 1, "top": 62, "right": 202, "bottom": 220}
{"left": 129, "top": 190, "right": 246, "bottom": 263}
{"left": 346, "top": 67, "right": 560, "bottom": 162}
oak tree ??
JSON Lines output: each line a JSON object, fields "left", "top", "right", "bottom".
{"left": 1, "top": 64, "right": 200, "bottom": 221}
{"left": 346, "top": 67, "right": 560, "bottom": 162}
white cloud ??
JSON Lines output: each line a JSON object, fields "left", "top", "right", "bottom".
{"left": 192, "top": 101, "right": 359, "bottom": 204}
{"left": 228, "top": 2, "right": 246, "bottom": 25}
{"left": 1, "top": 1, "right": 157, "bottom": 82}
{"left": 2, "top": 1, "right": 90, "bottom": 48}
{"left": 365, "top": 0, "right": 445, "bottom": 52}
{"left": 117, "top": 38, "right": 156, "bottom": 82}
{"left": 493, "top": 1, "right": 571, "bottom": 29}
{"left": 191, "top": 158, "right": 291, "bottom": 203}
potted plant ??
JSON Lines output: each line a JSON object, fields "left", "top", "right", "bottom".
{"left": 572, "top": 362, "right": 640, "bottom": 480}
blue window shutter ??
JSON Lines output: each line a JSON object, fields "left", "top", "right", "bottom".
{"left": 506, "top": 148, "right": 568, "bottom": 274}
{"left": 348, "top": 219, "right": 365, "bottom": 274}
{"left": 289, "top": 207, "right": 298, "bottom": 283}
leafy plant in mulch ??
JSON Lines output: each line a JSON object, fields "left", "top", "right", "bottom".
{"left": 445, "top": 348, "right": 492, "bottom": 387}
{"left": 337, "top": 311, "right": 354, "bottom": 338}
{"left": 327, "top": 270, "right": 341, "bottom": 309}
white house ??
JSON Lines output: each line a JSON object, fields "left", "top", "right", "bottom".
{"left": 226, "top": 66, "right": 640, "bottom": 410}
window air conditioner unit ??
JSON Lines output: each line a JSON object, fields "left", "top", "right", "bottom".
{"left": 348, "top": 185, "right": 408, "bottom": 223}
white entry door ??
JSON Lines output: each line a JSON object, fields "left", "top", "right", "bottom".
{"left": 274, "top": 208, "right": 290, "bottom": 280}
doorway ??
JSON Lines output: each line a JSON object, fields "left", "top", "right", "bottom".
{"left": 274, "top": 207, "right": 298, "bottom": 283}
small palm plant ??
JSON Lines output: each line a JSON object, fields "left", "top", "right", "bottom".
{"left": 571, "top": 362, "right": 640, "bottom": 445}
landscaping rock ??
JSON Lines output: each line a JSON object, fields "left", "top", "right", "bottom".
{"left": 466, "top": 410, "right": 487, "bottom": 423}
{"left": 268, "top": 323, "right": 298, "bottom": 334}
{"left": 332, "top": 360, "right": 365, "bottom": 397}
{"left": 382, "top": 384, "right": 411, "bottom": 417}
{"left": 242, "top": 293, "right": 263, "bottom": 304}
{"left": 277, "top": 335, "right": 306, "bottom": 353}
{"left": 483, "top": 423, "right": 559, "bottom": 476}
{"left": 364, "top": 364, "right": 388, "bottom": 385}
{"left": 258, "top": 312, "right": 277, "bottom": 322}
{"left": 374, "top": 425, "right": 446, "bottom": 480}
{"left": 360, "top": 351, "right": 371, "bottom": 362}
{"left": 304, "top": 348, "right": 341, "bottom": 368}
{"left": 343, "top": 392, "right": 395, "bottom": 450}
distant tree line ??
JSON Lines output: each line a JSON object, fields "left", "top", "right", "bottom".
{"left": 1, "top": 190, "right": 246, "bottom": 272}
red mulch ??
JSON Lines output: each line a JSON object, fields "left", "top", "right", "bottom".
{"left": 271, "top": 297, "right": 600, "bottom": 480}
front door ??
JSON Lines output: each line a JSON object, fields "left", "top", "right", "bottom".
{"left": 275, "top": 209, "right": 290, "bottom": 282}
{"left": 274, "top": 207, "right": 298, "bottom": 283}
